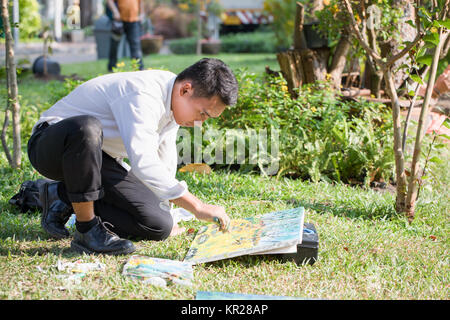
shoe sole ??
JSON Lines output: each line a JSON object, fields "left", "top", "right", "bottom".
{"left": 40, "top": 184, "right": 70, "bottom": 240}
{"left": 70, "top": 240, "right": 136, "bottom": 256}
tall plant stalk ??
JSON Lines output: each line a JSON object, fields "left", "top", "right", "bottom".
{"left": 405, "top": 28, "right": 447, "bottom": 221}
{"left": 342, "top": 0, "right": 449, "bottom": 220}
{"left": 1, "top": 0, "right": 21, "bottom": 168}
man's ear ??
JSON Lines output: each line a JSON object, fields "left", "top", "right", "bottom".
{"left": 180, "top": 81, "right": 193, "bottom": 96}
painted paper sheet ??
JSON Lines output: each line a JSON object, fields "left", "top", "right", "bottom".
{"left": 184, "top": 207, "right": 304, "bottom": 265}
{"left": 122, "top": 255, "right": 193, "bottom": 287}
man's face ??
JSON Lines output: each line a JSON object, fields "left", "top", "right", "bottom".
{"left": 171, "top": 81, "right": 226, "bottom": 127}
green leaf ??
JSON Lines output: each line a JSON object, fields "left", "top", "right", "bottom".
{"left": 398, "top": 63, "right": 411, "bottom": 71}
{"left": 416, "top": 54, "right": 433, "bottom": 66}
{"left": 434, "top": 143, "right": 446, "bottom": 149}
{"left": 424, "top": 33, "right": 440, "bottom": 46}
{"left": 434, "top": 19, "right": 450, "bottom": 29}
{"left": 443, "top": 119, "right": 450, "bottom": 129}
{"left": 429, "top": 156, "right": 443, "bottom": 164}
{"left": 418, "top": 7, "right": 432, "bottom": 21}
{"left": 438, "top": 133, "right": 450, "bottom": 140}
{"left": 406, "top": 20, "right": 416, "bottom": 29}
{"left": 410, "top": 74, "right": 424, "bottom": 84}
{"left": 424, "top": 42, "right": 437, "bottom": 49}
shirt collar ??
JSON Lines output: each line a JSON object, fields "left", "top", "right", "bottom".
{"left": 164, "top": 76, "right": 176, "bottom": 121}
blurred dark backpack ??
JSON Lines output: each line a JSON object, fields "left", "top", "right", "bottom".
{"left": 8, "top": 179, "right": 53, "bottom": 213}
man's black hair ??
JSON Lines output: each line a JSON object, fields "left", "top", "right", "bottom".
{"left": 176, "top": 58, "right": 238, "bottom": 106}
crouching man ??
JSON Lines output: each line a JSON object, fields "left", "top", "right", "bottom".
{"left": 27, "top": 58, "right": 237, "bottom": 255}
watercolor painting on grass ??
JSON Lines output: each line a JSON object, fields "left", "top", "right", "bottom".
{"left": 184, "top": 207, "right": 305, "bottom": 264}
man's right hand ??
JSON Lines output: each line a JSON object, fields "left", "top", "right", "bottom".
{"left": 196, "top": 203, "right": 231, "bottom": 232}
{"left": 113, "top": 11, "right": 121, "bottom": 21}
{"left": 107, "top": 0, "right": 121, "bottom": 21}
{"left": 170, "top": 191, "right": 231, "bottom": 232}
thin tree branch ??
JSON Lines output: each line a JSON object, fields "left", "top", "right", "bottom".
{"left": 1, "top": 108, "right": 13, "bottom": 166}
{"left": 439, "top": 0, "right": 450, "bottom": 20}
{"left": 342, "top": 0, "right": 384, "bottom": 66}
{"left": 385, "top": 2, "right": 424, "bottom": 69}
{"left": 385, "top": 35, "right": 424, "bottom": 68}
{"left": 1, "top": 0, "right": 21, "bottom": 168}
{"left": 402, "top": 65, "right": 430, "bottom": 152}
{"left": 440, "top": 34, "right": 450, "bottom": 59}
{"left": 1, "top": 0, "right": 13, "bottom": 167}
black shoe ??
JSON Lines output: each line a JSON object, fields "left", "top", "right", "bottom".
{"left": 71, "top": 218, "right": 136, "bottom": 255}
{"left": 40, "top": 182, "right": 73, "bottom": 239}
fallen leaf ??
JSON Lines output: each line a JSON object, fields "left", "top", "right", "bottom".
{"left": 249, "top": 200, "right": 271, "bottom": 205}
{"left": 343, "top": 247, "right": 349, "bottom": 252}
{"left": 178, "top": 163, "right": 212, "bottom": 174}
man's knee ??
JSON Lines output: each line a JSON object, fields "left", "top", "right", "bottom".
{"left": 68, "top": 115, "right": 103, "bottom": 147}
{"left": 138, "top": 210, "right": 173, "bottom": 241}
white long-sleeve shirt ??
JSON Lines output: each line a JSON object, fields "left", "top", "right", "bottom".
{"left": 32, "top": 70, "right": 188, "bottom": 205}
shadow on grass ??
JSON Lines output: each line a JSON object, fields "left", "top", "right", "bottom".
{"left": 0, "top": 241, "right": 77, "bottom": 258}
{"left": 0, "top": 209, "right": 80, "bottom": 258}
{"left": 202, "top": 254, "right": 294, "bottom": 269}
{"left": 285, "top": 198, "right": 398, "bottom": 221}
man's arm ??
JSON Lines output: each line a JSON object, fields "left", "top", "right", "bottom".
{"left": 109, "top": 92, "right": 230, "bottom": 231}
{"left": 139, "top": 0, "right": 145, "bottom": 21}
{"left": 170, "top": 191, "right": 230, "bottom": 231}
{"left": 107, "top": 0, "right": 121, "bottom": 21}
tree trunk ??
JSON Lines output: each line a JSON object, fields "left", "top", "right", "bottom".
{"left": 299, "top": 48, "right": 330, "bottom": 83}
{"left": 276, "top": 50, "right": 304, "bottom": 97}
{"left": 79, "top": 0, "right": 93, "bottom": 28}
{"left": 293, "top": 1, "right": 307, "bottom": 51}
{"left": 363, "top": 60, "right": 383, "bottom": 98}
{"left": 390, "top": 0, "right": 417, "bottom": 90}
{"left": 405, "top": 30, "right": 446, "bottom": 222}
{"left": 1, "top": 0, "right": 21, "bottom": 168}
{"left": 329, "top": 29, "right": 352, "bottom": 89}
{"left": 383, "top": 68, "right": 407, "bottom": 213}
{"left": 277, "top": 2, "right": 330, "bottom": 95}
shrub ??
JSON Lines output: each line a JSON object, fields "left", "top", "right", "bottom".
{"left": 179, "top": 70, "right": 396, "bottom": 185}
{"left": 1, "top": 0, "right": 41, "bottom": 40}
{"left": 19, "top": 0, "right": 41, "bottom": 39}
{"left": 168, "top": 32, "right": 279, "bottom": 54}
{"left": 168, "top": 37, "right": 197, "bottom": 54}
{"left": 262, "top": 0, "right": 297, "bottom": 49}
{"left": 220, "top": 32, "right": 278, "bottom": 53}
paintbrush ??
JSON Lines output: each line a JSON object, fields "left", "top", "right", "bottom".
{"left": 213, "top": 217, "right": 230, "bottom": 233}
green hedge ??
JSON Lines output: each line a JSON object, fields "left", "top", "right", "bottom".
{"left": 168, "top": 32, "right": 278, "bottom": 54}
{"left": 220, "top": 32, "right": 278, "bottom": 53}
{"left": 168, "top": 37, "right": 197, "bottom": 54}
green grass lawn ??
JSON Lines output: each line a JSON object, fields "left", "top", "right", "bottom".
{"left": 0, "top": 53, "right": 449, "bottom": 300}
{"left": 60, "top": 53, "right": 279, "bottom": 79}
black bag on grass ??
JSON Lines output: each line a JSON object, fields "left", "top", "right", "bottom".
{"left": 8, "top": 179, "right": 53, "bottom": 213}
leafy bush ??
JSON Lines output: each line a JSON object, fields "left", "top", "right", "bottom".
{"left": 168, "top": 37, "right": 197, "bottom": 54}
{"left": 220, "top": 32, "right": 278, "bottom": 53}
{"left": 181, "top": 70, "right": 395, "bottom": 185}
{"left": 168, "top": 32, "right": 279, "bottom": 54}
{"left": 262, "top": 0, "right": 297, "bottom": 49}
{"left": 0, "top": 0, "right": 42, "bottom": 39}
{"left": 18, "top": 0, "right": 42, "bottom": 39}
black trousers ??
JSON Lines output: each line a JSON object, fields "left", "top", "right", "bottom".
{"left": 27, "top": 115, "right": 173, "bottom": 241}
{"left": 108, "top": 21, "right": 144, "bottom": 71}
